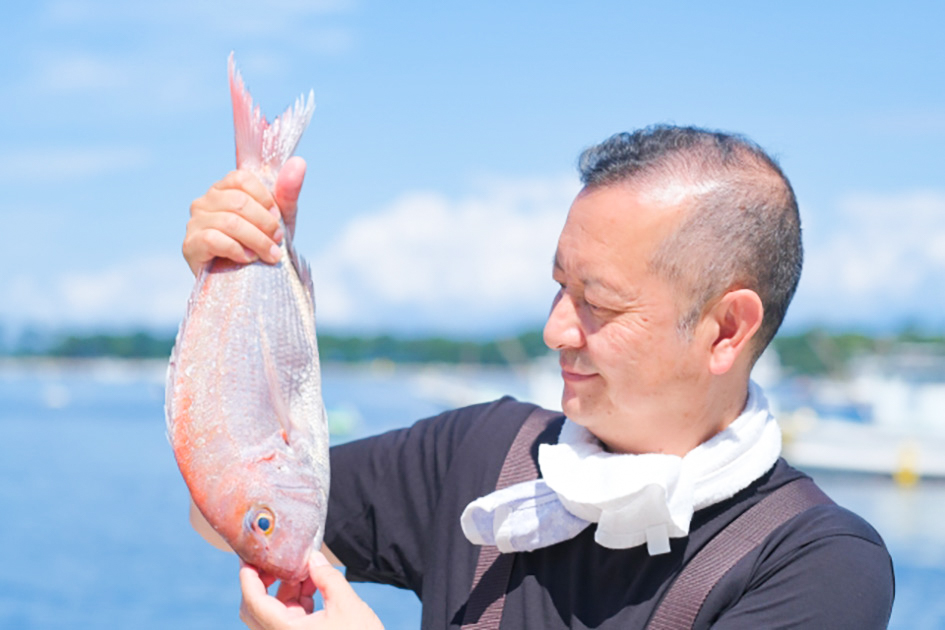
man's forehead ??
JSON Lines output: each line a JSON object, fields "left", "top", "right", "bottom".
{"left": 564, "top": 183, "right": 689, "bottom": 250}
{"left": 638, "top": 177, "right": 723, "bottom": 207}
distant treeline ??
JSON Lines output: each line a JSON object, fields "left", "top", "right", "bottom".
{"left": 45, "top": 332, "right": 175, "bottom": 359}
{"left": 4, "top": 327, "right": 944, "bottom": 375}
{"left": 316, "top": 331, "right": 549, "bottom": 364}
{"left": 771, "top": 328, "right": 945, "bottom": 376}
{"left": 2, "top": 329, "right": 551, "bottom": 365}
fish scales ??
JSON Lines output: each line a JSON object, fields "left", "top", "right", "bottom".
{"left": 166, "top": 54, "right": 328, "bottom": 581}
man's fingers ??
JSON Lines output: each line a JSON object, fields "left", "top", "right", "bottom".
{"left": 212, "top": 169, "right": 275, "bottom": 210}
{"left": 239, "top": 563, "right": 271, "bottom": 598}
{"left": 259, "top": 571, "right": 280, "bottom": 591}
{"left": 185, "top": 213, "right": 282, "bottom": 266}
{"left": 307, "top": 552, "right": 361, "bottom": 607}
{"left": 305, "top": 553, "right": 384, "bottom": 628}
{"left": 195, "top": 187, "right": 281, "bottom": 239}
{"left": 299, "top": 573, "right": 317, "bottom": 599}
{"left": 238, "top": 555, "right": 382, "bottom": 630}
{"left": 273, "top": 578, "right": 314, "bottom": 617}
{"left": 238, "top": 564, "right": 273, "bottom": 629}
{"left": 240, "top": 565, "right": 306, "bottom": 628}
{"left": 182, "top": 229, "right": 253, "bottom": 272}
{"left": 297, "top": 592, "right": 315, "bottom": 616}
{"left": 183, "top": 167, "right": 296, "bottom": 278}
{"left": 274, "top": 578, "right": 301, "bottom": 603}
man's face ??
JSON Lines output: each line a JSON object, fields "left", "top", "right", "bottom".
{"left": 543, "top": 183, "right": 710, "bottom": 455}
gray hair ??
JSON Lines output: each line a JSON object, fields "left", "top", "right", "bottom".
{"left": 577, "top": 125, "right": 803, "bottom": 359}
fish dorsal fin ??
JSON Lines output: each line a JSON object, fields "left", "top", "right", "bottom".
{"left": 258, "top": 326, "right": 295, "bottom": 447}
{"left": 228, "top": 52, "right": 315, "bottom": 187}
{"left": 286, "top": 237, "right": 316, "bottom": 309}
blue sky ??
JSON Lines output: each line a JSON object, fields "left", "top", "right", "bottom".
{"left": 1, "top": 1, "right": 943, "bottom": 338}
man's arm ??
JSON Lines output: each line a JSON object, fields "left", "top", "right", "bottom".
{"left": 706, "top": 531, "right": 894, "bottom": 629}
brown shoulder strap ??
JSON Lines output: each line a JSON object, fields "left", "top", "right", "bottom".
{"left": 646, "top": 477, "right": 833, "bottom": 630}
{"left": 461, "top": 406, "right": 560, "bottom": 630}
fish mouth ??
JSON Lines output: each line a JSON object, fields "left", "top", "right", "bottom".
{"left": 261, "top": 544, "right": 316, "bottom": 582}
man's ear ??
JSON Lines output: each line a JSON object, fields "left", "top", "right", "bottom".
{"left": 704, "top": 289, "right": 764, "bottom": 375}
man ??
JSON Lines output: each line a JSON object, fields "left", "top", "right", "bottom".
{"left": 184, "top": 125, "right": 894, "bottom": 629}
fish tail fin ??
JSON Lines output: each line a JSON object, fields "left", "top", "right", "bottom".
{"left": 228, "top": 52, "right": 315, "bottom": 186}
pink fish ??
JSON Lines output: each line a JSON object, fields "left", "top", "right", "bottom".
{"left": 165, "top": 53, "right": 328, "bottom": 581}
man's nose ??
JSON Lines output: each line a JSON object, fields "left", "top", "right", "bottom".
{"left": 543, "top": 290, "right": 584, "bottom": 350}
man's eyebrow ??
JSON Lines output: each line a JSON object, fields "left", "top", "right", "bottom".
{"left": 586, "top": 273, "right": 637, "bottom": 304}
{"left": 589, "top": 278, "right": 629, "bottom": 299}
{"left": 552, "top": 252, "right": 633, "bottom": 302}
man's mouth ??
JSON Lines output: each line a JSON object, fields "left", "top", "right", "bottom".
{"left": 560, "top": 360, "right": 596, "bottom": 381}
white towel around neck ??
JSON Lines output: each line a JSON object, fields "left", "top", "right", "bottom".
{"left": 460, "top": 381, "right": 781, "bottom": 555}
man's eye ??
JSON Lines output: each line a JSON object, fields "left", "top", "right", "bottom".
{"left": 584, "top": 299, "right": 615, "bottom": 315}
{"left": 584, "top": 299, "right": 603, "bottom": 312}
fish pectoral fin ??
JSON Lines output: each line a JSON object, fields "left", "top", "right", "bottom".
{"left": 259, "top": 327, "right": 298, "bottom": 448}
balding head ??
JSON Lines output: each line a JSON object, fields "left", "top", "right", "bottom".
{"left": 577, "top": 126, "right": 802, "bottom": 359}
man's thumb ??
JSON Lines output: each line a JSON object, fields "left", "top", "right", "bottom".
{"left": 275, "top": 156, "right": 306, "bottom": 235}
{"left": 308, "top": 552, "right": 359, "bottom": 605}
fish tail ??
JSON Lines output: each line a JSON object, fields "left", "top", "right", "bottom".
{"left": 227, "top": 52, "right": 315, "bottom": 187}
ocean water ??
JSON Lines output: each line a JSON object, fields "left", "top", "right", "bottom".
{"left": 1, "top": 359, "right": 942, "bottom": 629}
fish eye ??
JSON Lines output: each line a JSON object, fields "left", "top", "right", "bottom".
{"left": 253, "top": 509, "right": 275, "bottom": 535}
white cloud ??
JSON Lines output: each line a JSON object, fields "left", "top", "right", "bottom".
{"left": 792, "top": 189, "right": 945, "bottom": 327}
{"left": 0, "top": 146, "right": 150, "bottom": 182}
{"left": 310, "top": 183, "right": 944, "bottom": 335}
{"left": 209, "top": 11, "right": 355, "bottom": 43}
{"left": 16, "top": 1, "right": 357, "bottom": 119}
{"left": 10, "top": 182, "right": 941, "bottom": 335}
{"left": 19, "top": 48, "right": 218, "bottom": 114}
{"left": 311, "top": 175, "right": 580, "bottom": 333}
{"left": 34, "top": 53, "right": 128, "bottom": 92}
{"left": 37, "top": 0, "right": 358, "bottom": 52}
{"left": 42, "top": 0, "right": 356, "bottom": 29}
{"left": 1, "top": 174, "right": 578, "bottom": 334}
{"left": 8, "top": 182, "right": 941, "bottom": 335}
{"left": 1, "top": 255, "right": 194, "bottom": 330}
{"left": 866, "top": 107, "right": 945, "bottom": 137}
{"left": 294, "top": 27, "right": 357, "bottom": 57}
